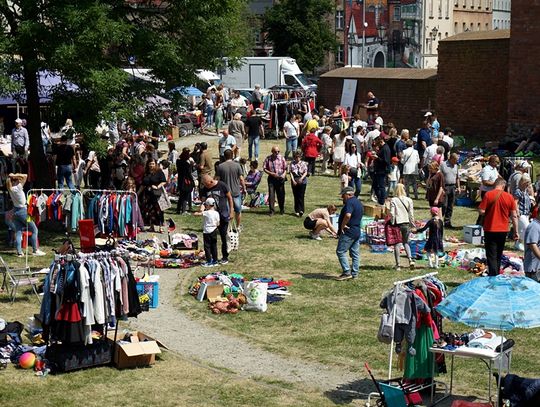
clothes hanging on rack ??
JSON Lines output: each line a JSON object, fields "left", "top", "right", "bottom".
{"left": 84, "top": 191, "right": 142, "bottom": 238}
{"left": 39, "top": 252, "right": 141, "bottom": 346}
{"left": 27, "top": 190, "right": 84, "bottom": 230}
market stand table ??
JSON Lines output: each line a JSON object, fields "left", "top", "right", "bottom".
{"left": 429, "top": 345, "right": 513, "bottom": 405}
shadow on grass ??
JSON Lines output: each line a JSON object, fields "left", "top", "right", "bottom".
{"left": 296, "top": 272, "right": 337, "bottom": 280}
{"left": 324, "top": 378, "right": 375, "bottom": 405}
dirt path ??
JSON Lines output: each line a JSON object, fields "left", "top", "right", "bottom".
{"left": 132, "top": 133, "right": 456, "bottom": 405}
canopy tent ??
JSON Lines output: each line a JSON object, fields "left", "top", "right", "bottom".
{"left": 169, "top": 86, "right": 204, "bottom": 97}
{"left": 0, "top": 71, "right": 78, "bottom": 106}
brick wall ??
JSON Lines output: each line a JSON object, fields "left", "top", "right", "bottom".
{"left": 507, "top": 0, "right": 540, "bottom": 136}
{"left": 318, "top": 77, "right": 437, "bottom": 132}
{"left": 436, "top": 38, "right": 510, "bottom": 139}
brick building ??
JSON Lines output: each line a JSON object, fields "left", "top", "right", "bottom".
{"left": 436, "top": 30, "right": 510, "bottom": 138}
{"left": 507, "top": 0, "right": 540, "bottom": 137}
{"left": 318, "top": 67, "right": 437, "bottom": 131}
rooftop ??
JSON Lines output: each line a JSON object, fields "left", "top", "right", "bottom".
{"left": 441, "top": 29, "right": 510, "bottom": 42}
{"left": 320, "top": 67, "right": 437, "bottom": 80}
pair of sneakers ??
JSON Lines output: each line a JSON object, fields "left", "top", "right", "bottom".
{"left": 17, "top": 250, "right": 46, "bottom": 257}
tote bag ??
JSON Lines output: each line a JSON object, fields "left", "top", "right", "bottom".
{"left": 227, "top": 220, "right": 239, "bottom": 252}
{"left": 384, "top": 217, "right": 402, "bottom": 246}
{"left": 157, "top": 186, "right": 172, "bottom": 211}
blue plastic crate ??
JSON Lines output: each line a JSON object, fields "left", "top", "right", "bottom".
{"left": 136, "top": 281, "right": 159, "bottom": 308}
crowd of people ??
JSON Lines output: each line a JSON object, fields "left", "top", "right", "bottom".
{"left": 3, "top": 87, "right": 540, "bottom": 280}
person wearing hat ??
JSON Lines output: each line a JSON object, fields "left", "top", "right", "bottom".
{"left": 245, "top": 108, "right": 264, "bottom": 161}
{"left": 201, "top": 197, "right": 220, "bottom": 267}
{"left": 11, "top": 118, "right": 29, "bottom": 158}
{"left": 335, "top": 186, "right": 363, "bottom": 281}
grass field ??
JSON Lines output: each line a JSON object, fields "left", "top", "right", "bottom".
{"left": 1, "top": 137, "right": 539, "bottom": 405}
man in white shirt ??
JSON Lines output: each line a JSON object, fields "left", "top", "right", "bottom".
{"left": 365, "top": 123, "right": 381, "bottom": 152}
{"left": 479, "top": 155, "right": 502, "bottom": 198}
{"left": 218, "top": 130, "right": 237, "bottom": 160}
{"left": 423, "top": 136, "right": 439, "bottom": 164}
{"left": 401, "top": 140, "right": 420, "bottom": 199}
{"left": 443, "top": 128, "right": 454, "bottom": 149}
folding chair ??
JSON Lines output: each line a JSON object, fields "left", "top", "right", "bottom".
{"left": 0, "top": 256, "right": 41, "bottom": 304}
{"left": 365, "top": 362, "right": 422, "bottom": 407}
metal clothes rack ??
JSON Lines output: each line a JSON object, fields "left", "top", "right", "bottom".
{"left": 82, "top": 189, "right": 139, "bottom": 240}
{"left": 388, "top": 271, "right": 439, "bottom": 380}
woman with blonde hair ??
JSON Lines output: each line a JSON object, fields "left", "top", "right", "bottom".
{"left": 390, "top": 183, "right": 416, "bottom": 270}
{"left": 303, "top": 204, "right": 338, "bottom": 240}
{"left": 425, "top": 161, "right": 445, "bottom": 208}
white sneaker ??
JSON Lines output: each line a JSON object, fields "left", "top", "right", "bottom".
{"left": 311, "top": 234, "right": 322, "bottom": 241}
{"left": 33, "top": 250, "right": 46, "bottom": 256}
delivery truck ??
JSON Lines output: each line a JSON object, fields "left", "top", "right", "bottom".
{"left": 216, "top": 57, "right": 316, "bottom": 92}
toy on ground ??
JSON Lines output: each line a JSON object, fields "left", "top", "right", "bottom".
{"left": 19, "top": 352, "right": 36, "bottom": 369}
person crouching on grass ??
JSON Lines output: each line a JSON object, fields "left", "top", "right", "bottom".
{"left": 200, "top": 197, "right": 220, "bottom": 267}
{"left": 303, "top": 205, "right": 338, "bottom": 241}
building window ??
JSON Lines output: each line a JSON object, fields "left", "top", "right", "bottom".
{"left": 438, "top": 0, "right": 443, "bottom": 17}
{"left": 454, "top": 22, "right": 458, "bottom": 34}
{"left": 336, "top": 45, "right": 344, "bottom": 64}
{"left": 394, "top": 6, "right": 401, "bottom": 21}
{"left": 446, "top": 0, "right": 450, "bottom": 17}
{"left": 470, "top": 22, "right": 474, "bottom": 31}
{"left": 463, "top": 0, "right": 466, "bottom": 8}
{"left": 335, "top": 10, "right": 344, "bottom": 30}
{"left": 429, "top": 0, "right": 434, "bottom": 17}
{"left": 477, "top": 22, "right": 481, "bottom": 31}
{"left": 486, "top": 22, "right": 489, "bottom": 30}
{"left": 463, "top": 22, "right": 466, "bottom": 31}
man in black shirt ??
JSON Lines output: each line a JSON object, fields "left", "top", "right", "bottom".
{"left": 245, "top": 109, "right": 265, "bottom": 161}
{"left": 52, "top": 135, "right": 76, "bottom": 190}
{"left": 362, "top": 91, "right": 380, "bottom": 122}
{"left": 372, "top": 136, "right": 391, "bottom": 205}
{"left": 200, "top": 174, "right": 234, "bottom": 264}
{"left": 437, "top": 137, "right": 451, "bottom": 161}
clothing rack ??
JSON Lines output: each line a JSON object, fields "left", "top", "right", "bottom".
{"left": 82, "top": 189, "right": 139, "bottom": 240}
{"left": 388, "top": 271, "right": 439, "bottom": 380}
{"left": 24, "top": 188, "right": 82, "bottom": 268}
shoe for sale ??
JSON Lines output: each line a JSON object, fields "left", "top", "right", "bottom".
{"left": 335, "top": 273, "right": 353, "bottom": 281}
{"left": 33, "top": 250, "right": 46, "bottom": 256}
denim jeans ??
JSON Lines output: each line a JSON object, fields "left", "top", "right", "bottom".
{"left": 248, "top": 136, "right": 260, "bottom": 160}
{"left": 336, "top": 233, "right": 360, "bottom": 276}
{"left": 350, "top": 175, "right": 362, "bottom": 197}
{"left": 13, "top": 207, "right": 38, "bottom": 254}
{"left": 285, "top": 138, "right": 298, "bottom": 160}
{"left": 205, "top": 106, "right": 214, "bottom": 126}
{"left": 373, "top": 172, "right": 387, "bottom": 205}
{"left": 57, "top": 164, "right": 75, "bottom": 190}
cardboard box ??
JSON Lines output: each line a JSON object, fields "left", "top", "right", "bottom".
{"left": 113, "top": 331, "right": 162, "bottom": 369}
{"left": 330, "top": 214, "right": 339, "bottom": 230}
{"left": 364, "top": 204, "right": 384, "bottom": 219}
{"left": 196, "top": 281, "right": 224, "bottom": 302}
{"left": 463, "top": 224, "right": 484, "bottom": 245}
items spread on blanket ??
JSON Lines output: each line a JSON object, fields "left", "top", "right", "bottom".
{"left": 189, "top": 272, "right": 292, "bottom": 314}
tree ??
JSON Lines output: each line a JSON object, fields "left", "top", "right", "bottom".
{"left": 0, "top": 0, "right": 252, "bottom": 187}
{"left": 263, "top": 0, "right": 338, "bottom": 73}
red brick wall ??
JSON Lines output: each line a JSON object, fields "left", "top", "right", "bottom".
{"left": 507, "top": 0, "right": 540, "bottom": 136}
{"left": 318, "top": 77, "right": 437, "bottom": 132}
{"left": 436, "top": 38, "right": 510, "bottom": 139}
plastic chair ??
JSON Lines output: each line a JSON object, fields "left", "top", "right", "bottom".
{"left": 0, "top": 256, "right": 41, "bottom": 303}
{"left": 379, "top": 383, "right": 408, "bottom": 407}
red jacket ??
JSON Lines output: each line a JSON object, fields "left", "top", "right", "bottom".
{"left": 302, "top": 133, "right": 323, "bottom": 158}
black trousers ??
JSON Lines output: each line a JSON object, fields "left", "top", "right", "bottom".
{"left": 268, "top": 178, "right": 285, "bottom": 213}
{"left": 305, "top": 157, "right": 316, "bottom": 175}
{"left": 443, "top": 185, "right": 456, "bottom": 225}
{"left": 177, "top": 190, "right": 192, "bottom": 213}
{"left": 203, "top": 230, "right": 218, "bottom": 263}
{"left": 217, "top": 219, "right": 229, "bottom": 261}
{"left": 484, "top": 231, "right": 507, "bottom": 276}
{"left": 373, "top": 173, "right": 387, "bottom": 205}
{"left": 291, "top": 182, "right": 306, "bottom": 214}
{"left": 88, "top": 170, "right": 101, "bottom": 189}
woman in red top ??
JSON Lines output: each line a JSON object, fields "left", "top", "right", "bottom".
{"left": 301, "top": 129, "right": 323, "bottom": 175}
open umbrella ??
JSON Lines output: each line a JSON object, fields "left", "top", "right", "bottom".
{"left": 436, "top": 275, "right": 540, "bottom": 330}
{"left": 436, "top": 275, "right": 540, "bottom": 402}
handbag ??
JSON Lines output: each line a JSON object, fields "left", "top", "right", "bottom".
{"left": 157, "top": 186, "right": 172, "bottom": 211}
{"left": 227, "top": 220, "right": 239, "bottom": 252}
{"left": 377, "top": 313, "right": 393, "bottom": 344}
{"left": 384, "top": 216, "right": 403, "bottom": 246}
